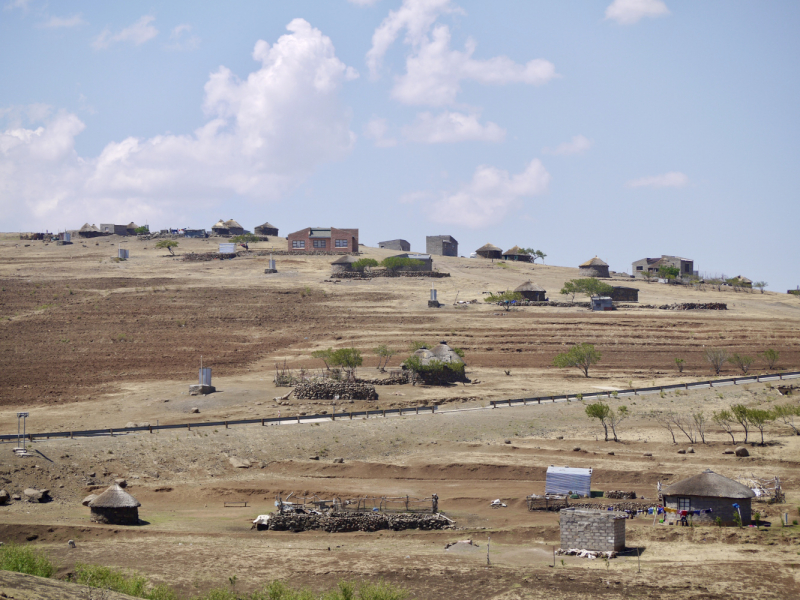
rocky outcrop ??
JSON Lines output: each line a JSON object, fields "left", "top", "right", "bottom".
{"left": 265, "top": 512, "right": 452, "bottom": 533}
{"left": 23, "top": 488, "right": 51, "bottom": 503}
{"left": 0, "top": 489, "right": 9, "bottom": 504}
{"left": 604, "top": 491, "right": 637, "bottom": 500}
{"left": 293, "top": 381, "right": 378, "bottom": 401}
{"left": 735, "top": 446, "right": 750, "bottom": 457}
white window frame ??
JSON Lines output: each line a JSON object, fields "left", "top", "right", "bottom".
{"left": 313, "top": 239, "right": 327, "bottom": 248}
{"left": 292, "top": 240, "right": 305, "bottom": 249}
{"left": 335, "top": 239, "right": 348, "bottom": 248}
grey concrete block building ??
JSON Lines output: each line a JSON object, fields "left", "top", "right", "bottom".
{"left": 632, "top": 255, "right": 694, "bottom": 278}
{"left": 426, "top": 235, "right": 458, "bottom": 257}
{"left": 378, "top": 239, "right": 411, "bottom": 252}
{"left": 560, "top": 508, "right": 626, "bottom": 552}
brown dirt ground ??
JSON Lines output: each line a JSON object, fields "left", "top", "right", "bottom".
{"left": 1, "top": 234, "right": 800, "bottom": 599}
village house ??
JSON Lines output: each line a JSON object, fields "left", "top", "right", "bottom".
{"left": 661, "top": 469, "right": 754, "bottom": 526}
{"left": 426, "top": 235, "right": 458, "bottom": 257}
{"left": 475, "top": 243, "right": 503, "bottom": 259}
{"left": 502, "top": 246, "right": 532, "bottom": 262}
{"left": 378, "top": 239, "right": 411, "bottom": 252}
{"left": 579, "top": 256, "right": 610, "bottom": 278}
{"left": 288, "top": 227, "right": 359, "bottom": 253}
{"left": 254, "top": 221, "right": 279, "bottom": 237}
{"left": 211, "top": 219, "right": 245, "bottom": 236}
{"left": 514, "top": 281, "right": 546, "bottom": 301}
{"left": 389, "top": 253, "right": 433, "bottom": 270}
{"left": 87, "top": 483, "right": 141, "bottom": 525}
{"left": 631, "top": 255, "right": 694, "bottom": 278}
{"left": 609, "top": 286, "right": 639, "bottom": 302}
{"left": 100, "top": 224, "right": 129, "bottom": 236}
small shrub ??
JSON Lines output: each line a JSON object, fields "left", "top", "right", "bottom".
{"left": 753, "top": 511, "right": 761, "bottom": 526}
{"left": 351, "top": 258, "right": 379, "bottom": 271}
{"left": 715, "top": 516, "right": 722, "bottom": 527}
{"left": 0, "top": 543, "right": 56, "bottom": 578}
{"left": 380, "top": 256, "right": 424, "bottom": 271}
{"left": 733, "top": 512, "right": 742, "bottom": 528}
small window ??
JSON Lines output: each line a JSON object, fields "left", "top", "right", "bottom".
{"left": 335, "top": 239, "right": 348, "bottom": 248}
{"left": 678, "top": 498, "right": 691, "bottom": 511}
{"left": 636, "top": 266, "right": 643, "bottom": 271}
{"left": 292, "top": 240, "right": 305, "bottom": 249}
{"left": 313, "top": 239, "right": 327, "bottom": 248}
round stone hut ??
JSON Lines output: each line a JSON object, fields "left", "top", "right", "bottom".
{"left": 88, "top": 484, "right": 141, "bottom": 525}
{"left": 514, "top": 281, "right": 546, "bottom": 301}
{"left": 578, "top": 256, "right": 610, "bottom": 278}
{"left": 501, "top": 246, "right": 532, "bottom": 262}
{"left": 661, "top": 469, "right": 755, "bottom": 526}
{"left": 475, "top": 243, "right": 502, "bottom": 259}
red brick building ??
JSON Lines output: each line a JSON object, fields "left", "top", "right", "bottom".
{"left": 286, "top": 227, "right": 359, "bottom": 253}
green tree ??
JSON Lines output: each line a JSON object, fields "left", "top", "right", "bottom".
{"left": 311, "top": 348, "right": 334, "bottom": 370}
{"left": 731, "top": 404, "right": 751, "bottom": 443}
{"left": 658, "top": 265, "right": 680, "bottom": 280}
{"left": 560, "top": 281, "right": 578, "bottom": 301}
{"left": 773, "top": 403, "right": 800, "bottom": 435}
{"left": 704, "top": 348, "right": 729, "bottom": 374}
{"left": 231, "top": 233, "right": 260, "bottom": 245}
{"left": 352, "top": 258, "right": 379, "bottom": 271}
{"left": 553, "top": 343, "right": 602, "bottom": 377}
{"left": 760, "top": 348, "right": 779, "bottom": 370}
{"left": 609, "top": 405, "right": 629, "bottom": 442}
{"left": 134, "top": 225, "right": 149, "bottom": 234}
{"left": 330, "top": 348, "right": 363, "bottom": 377}
{"left": 713, "top": 409, "right": 737, "bottom": 444}
{"left": 640, "top": 270, "right": 654, "bottom": 282}
{"left": 373, "top": 344, "right": 397, "bottom": 372}
{"left": 561, "top": 278, "right": 614, "bottom": 300}
{"left": 381, "top": 256, "right": 424, "bottom": 270}
{"left": 674, "top": 358, "right": 685, "bottom": 373}
{"left": 746, "top": 408, "right": 773, "bottom": 445}
{"left": 753, "top": 281, "right": 767, "bottom": 294}
{"left": 155, "top": 240, "right": 178, "bottom": 256}
{"left": 484, "top": 291, "right": 523, "bottom": 306}
{"left": 585, "top": 402, "right": 612, "bottom": 441}
{"left": 728, "top": 353, "right": 754, "bottom": 374}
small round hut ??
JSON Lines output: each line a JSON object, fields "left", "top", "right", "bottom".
{"left": 502, "top": 246, "right": 532, "bottom": 262}
{"left": 126, "top": 222, "right": 140, "bottom": 235}
{"left": 514, "top": 281, "right": 546, "bottom": 301}
{"left": 579, "top": 256, "right": 610, "bottom": 278}
{"left": 78, "top": 223, "right": 103, "bottom": 238}
{"left": 475, "top": 243, "right": 502, "bottom": 260}
{"left": 331, "top": 255, "right": 360, "bottom": 274}
{"left": 405, "top": 341, "right": 467, "bottom": 384}
{"left": 88, "top": 484, "right": 141, "bottom": 525}
{"left": 254, "top": 221, "right": 279, "bottom": 237}
{"left": 661, "top": 469, "right": 755, "bottom": 526}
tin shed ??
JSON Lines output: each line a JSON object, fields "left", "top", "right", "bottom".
{"left": 546, "top": 466, "right": 592, "bottom": 497}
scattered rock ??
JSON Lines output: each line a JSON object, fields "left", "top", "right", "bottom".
{"left": 190, "top": 407, "right": 200, "bottom": 414}
{"left": 643, "top": 453, "right": 652, "bottom": 457}
{"left": 332, "top": 458, "right": 344, "bottom": 464}
{"left": 556, "top": 436, "right": 564, "bottom": 440}
{"left": 687, "top": 447, "right": 695, "bottom": 454}
{"left": 504, "top": 440, "right": 511, "bottom": 444}
{"left": 23, "top": 488, "right": 50, "bottom": 503}
{"left": 115, "top": 479, "right": 127, "bottom": 488}
{"left": 572, "top": 447, "right": 581, "bottom": 452}
{"left": 0, "top": 489, "right": 9, "bottom": 504}
{"left": 677, "top": 449, "right": 686, "bottom": 454}
{"left": 68, "top": 539, "right": 76, "bottom": 548}
{"left": 12, "top": 494, "right": 21, "bottom": 501}
{"left": 607, "top": 452, "right": 615, "bottom": 456}
{"left": 88, "top": 472, "right": 96, "bottom": 478}
{"left": 722, "top": 450, "right": 734, "bottom": 455}
{"left": 735, "top": 446, "right": 749, "bottom": 457}
{"left": 229, "top": 457, "right": 251, "bottom": 469}
{"left": 309, "top": 456, "right": 320, "bottom": 461}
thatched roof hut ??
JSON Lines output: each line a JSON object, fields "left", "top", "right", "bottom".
{"left": 211, "top": 219, "right": 245, "bottom": 236}
{"left": 502, "top": 246, "right": 532, "bottom": 262}
{"left": 579, "top": 256, "right": 610, "bottom": 278}
{"left": 476, "top": 243, "right": 502, "bottom": 260}
{"left": 331, "top": 255, "right": 360, "bottom": 273}
{"left": 661, "top": 469, "right": 755, "bottom": 526}
{"left": 411, "top": 342, "right": 464, "bottom": 367}
{"left": 514, "top": 281, "right": 546, "bottom": 301}
{"left": 406, "top": 342, "right": 467, "bottom": 384}
{"left": 254, "top": 221, "right": 279, "bottom": 236}
{"left": 78, "top": 223, "right": 104, "bottom": 238}
{"left": 81, "top": 494, "right": 98, "bottom": 507}
{"left": 88, "top": 484, "right": 141, "bottom": 525}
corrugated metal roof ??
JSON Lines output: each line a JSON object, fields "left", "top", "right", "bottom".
{"left": 545, "top": 466, "right": 592, "bottom": 497}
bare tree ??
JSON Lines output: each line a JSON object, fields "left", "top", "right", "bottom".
{"left": 692, "top": 412, "right": 708, "bottom": 444}
{"left": 773, "top": 403, "right": 800, "bottom": 435}
{"left": 761, "top": 349, "right": 779, "bottom": 370}
{"left": 731, "top": 404, "right": 750, "bottom": 444}
{"left": 670, "top": 414, "right": 697, "bottom": 444}
{"left": 704, "top": 348, "right": 729, "bottom": 375}
{"left": 713, "top": 409, "right": 737, "bottom": 445}
{"left": 728, "top": 353, "right": 754, "bottom": 374}
{"left": 608, "top": 406, "right": 629, "bottom": 442}
{"left": 651, "top": 411, "right": 678, "bottom": 443}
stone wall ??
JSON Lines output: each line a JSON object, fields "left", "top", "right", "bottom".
{"left": 356, "top": 373, "right": 409, "bottom": 385}
{"left": 265, "top": 512, "right": 452, "bottom": 533}
{"left": 559, "top": 509, "right": 626, "bottom": 552}
{"left": 293, "top": 381, "right": 378, "bottom": 400}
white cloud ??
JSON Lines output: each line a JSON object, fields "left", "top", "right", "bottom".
{"left": 166, "top": 23, "right": 200, "bottom": 51}
{"left": 348, "top": 0, "right": 381, "bottom": 6}
{"left": 39, "top": 15, "right": 85, "bottom": 29}
{"left": 4, "top": 0, "right": 32, "bottom": 12}
{"left": 605, "top": 0, "right": 670, "bottom": 25}
{"left": 363, "top": 117, "right": 397, "bottom": 147}
{"left": 92, "top": 15, "right": 159, "bottom": 50}
{"left": 403, "top": 111, "right": 504, "bottom": 143}
{"left": 543, "top": 134, "right": 592, "bottom": 156}
{"left": 367, "top": 0, "right": 556, "bottom": 106}
{"left": 423, "top": 159, "right": 550, "bottom": 228}
{"left": 625, "top": 171, "right": 688, "bottom": 188}
{"left": 1, "top": 19, "right": 357, "bottom": 230}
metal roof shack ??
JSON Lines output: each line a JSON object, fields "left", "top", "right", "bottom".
{"left": 378, "top": 239, "right": 410, "bottom": 252}
{"left": 546, "top": 466, "right": 592, "bottom": 497}
{"left": 591, "top": 296, "right": 614, "bottom": 311}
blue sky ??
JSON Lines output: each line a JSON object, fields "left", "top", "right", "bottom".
{"left": 1, "top": 0, "right": 798, "bottom": 291}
